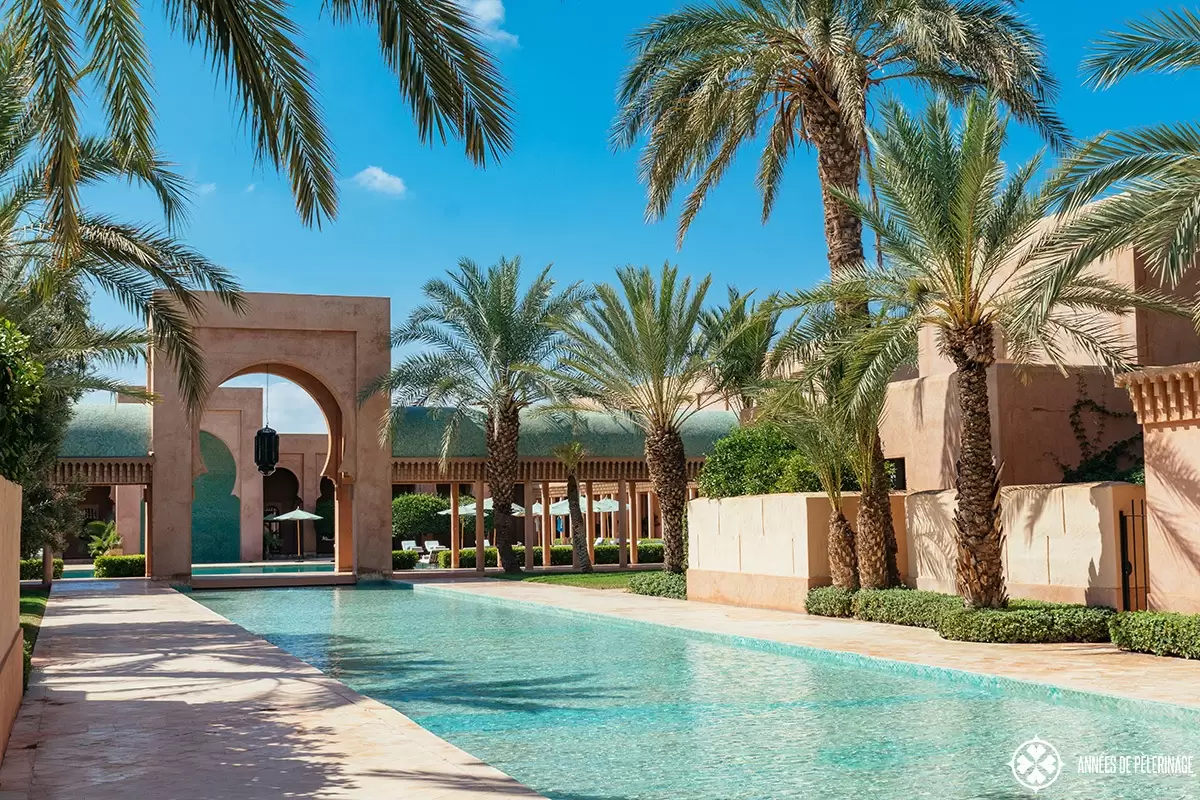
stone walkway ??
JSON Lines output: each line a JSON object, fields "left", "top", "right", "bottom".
{"left": 418, "top": 578, "right": 1200, "bottom": 710}
{"left": 0, "top": 581, "right": 540, "bottom": 800}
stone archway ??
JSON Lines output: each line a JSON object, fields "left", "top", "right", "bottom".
{"left": 148, "top": 292, "right": 392, "bottom": 579}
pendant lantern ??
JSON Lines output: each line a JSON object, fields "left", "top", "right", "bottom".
{"left": 255, "top": 368, "right": 279, "bottom": 476}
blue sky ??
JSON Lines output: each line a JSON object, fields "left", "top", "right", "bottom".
{"left": 81, "top": 0, "right": 1200, "bottom": 431}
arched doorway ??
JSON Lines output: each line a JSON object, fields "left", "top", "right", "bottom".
{"left": 263, "top": 467, "right": 301, "bottom": 557}
{"left": 147, "top": 292, "right": 393, "bottom": 580}
{"left": 192, "top": 431, "right": 241, "bottom": 563}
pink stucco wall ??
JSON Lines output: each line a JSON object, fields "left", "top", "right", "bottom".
{"left": 1141, "top": 424, "right": 1200, "bottom": 613}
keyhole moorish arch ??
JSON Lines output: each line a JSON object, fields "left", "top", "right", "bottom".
{"left": 147, "top": 292, "right": 393, "bottom": 581}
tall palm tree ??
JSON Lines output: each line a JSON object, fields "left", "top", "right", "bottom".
{"left": 613, "top": 0, "right": 1065, "bottom": 261}
{"left": 552, "top": 440, "right": 592, "bottom": 573}
{"left": 0, "top": 43, "right": 242, "bottom": 411}
{"left": 6, "top": 0, "right": 512, "bottom": 246}
{"left": 1055, "top": 8, "right": 1200, "bottom": 289}
{"left": 361, "top": 257, "right": 588, "bottom": 572}
{"left": 757, "top": 366, "right": 859, "bottom": 589}
{"left": 700, "top": 287, "right": 784, "bottom": 418}
{"left": 789, "top": 96, "right": 1182, "bottom": 608}
{"left": 555, "top": 264, "right": 714, "bottom": 574}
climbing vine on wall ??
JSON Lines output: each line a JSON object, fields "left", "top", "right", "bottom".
{"left": 1056, "top": 377, "right": 1144, "bottom": 485}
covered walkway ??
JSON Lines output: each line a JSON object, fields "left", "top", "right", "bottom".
{"left": 0, "top": 582, "right": 539, "bottom": 799}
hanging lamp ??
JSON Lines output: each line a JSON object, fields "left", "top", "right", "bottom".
{"left": 255, "top": 367, "right": 279, "bottom": 476}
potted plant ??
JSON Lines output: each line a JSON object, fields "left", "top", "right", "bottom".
{"left": 85, "top": 520, "right": 123, "bottom": 558}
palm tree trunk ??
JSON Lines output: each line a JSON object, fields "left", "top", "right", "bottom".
{"left": 645, "top": 426, "right": 688, "bottom": 574}
{"left": 874, "top": 437, "right": 901, "bottom": 587}
{"left": 566, "top": 472, "right": 592, "bottom": 573}
{"left": 946, "top": 324, "right": 1006, "bottom": 608}
{"left": 485, "top": 405, "right": 522, "bottom": 572}
{"left": 828, "top": 509, "right": 859, "bottom": 591}
{"left": 800, "top": 79, "right": 865, "bottom": 276}
{"left": 856, "top": 434, "right": 898, "bottom": 588}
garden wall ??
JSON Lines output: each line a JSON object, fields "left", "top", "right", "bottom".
{"left": 686, "top": 492, "right": 908, "bottom": 613}
{"left": 906, "top": 482, "right": 1144, "bottom": 608}
{"left": 0, "top": 477, "right": 24, "bottom": 760}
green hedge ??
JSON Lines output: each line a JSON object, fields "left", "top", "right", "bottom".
{"left": 628, "top": 571, "right": 687, "bottom": 599}
{"left": 392, "top": 550, "right": 420, "bottom": 570}
{"left": 852, "top": 588, "right": 964, "bottom": 629}
{"left": 437, "top": 542, "right": 665, "bottom": 569}
{"left": 805, "top": 586, "right": 855, "bottom": 618}
{"left": 1109, "top": 611, "right": 1200, "bottom": 659}
{"left": 392, "top": 493, "right": 450, "bottom": 539}
{"left": 93, "top": 554, "right": 145, "bottom": 578}
{"left": 19, "top": 559, "right": 62, "bottom": 580}
{"left": 937, "top": 603, "right": 1115, "bottom": 644}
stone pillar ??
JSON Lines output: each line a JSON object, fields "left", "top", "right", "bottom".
{"left": 335, "top": 482, "right": 354, "bottom": 572}
{"left": 149, "top": 356, "right": 194, "bottom": 579}
{"left": 144, "top": 483, "right": 154, "bottom": 576}
{"left": 541, "top": 481, "right": 552, "bottom": 568}
{"left": 584, "top": 480, "right": 595, "bottom": 562}
{"left": 630, "top": 486, "right": 640, "bottom": 565}
{"left": 524, "top": 482, "right": 535, "bottom": 570}
{"left": 475, "top": 479, "right": 486, "bottom": 573}
{"left": 450, "top": 482, "right": 461, "bottom": 569}
{"left": 114, "top": 485, "right": 143, "bottom": 554}
{"left": 617, "top": 481, "right": 629, "bottom": 568}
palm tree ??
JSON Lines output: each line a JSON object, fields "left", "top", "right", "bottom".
{"left": 789, "top": 96, "right": 1182, "bottom": 608}
{"left": 1054, "top": 8, "right": 1200, "bottom": 288}
{"left": 552, "top": 441, "right": 592, "bottom": 573}
{"left": 0, "top": 43, "right": 243, "bottom": 411}
{"left": 613, "top": 0, "right": 1065, "bottom": 262}
{"left": 700, "top": 287, "right": 784, "bottom": 418}
{"left": 757, "top": 367, "right": 858, "bottom": 589}
{"left": 361, "top": 257, "right": 588, "bottom": 572}
{"left": 6, "top": 0, "right": 512, "bottom": 246}
{"left": 555, "top": 264, "right": 714, "bottom": 574}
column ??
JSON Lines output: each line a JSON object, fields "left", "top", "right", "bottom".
{"left": 630, "top": 485, "right": 641, "bottom": 565}
{"left": 144, "top": 483, "right": 154, "bottom": 576}
{"left": 335, "top": 482, "right": 354, "bottom": 573}
{"left": 450, "top": 482, "right": 461, "bottom": 568}
{"left": 617, "top": 481, "right": 629, "bottom": 568}
{"left": 541, "top": 480, "right": 552, "bottom": 568}
{"left": 114, "top": 485, "right": 143, "bottom": 554}
{"left": 474, "top": 479, "right": 486, "bottom": 573}
{"left": 584, "top": 480, "right": 595, "bottom": 563}
{"left": 651, "top": 491, "right": 661, "bottom": 540}
{"left": 524, "top": 482, "right": 535, "bottom": 570}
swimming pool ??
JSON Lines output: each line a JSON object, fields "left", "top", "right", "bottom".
{"left": 193, "top": 584, "right": 1199, "bottom": 799}
{"left": 63, "top": 562, "right": 337, "bottom": 579}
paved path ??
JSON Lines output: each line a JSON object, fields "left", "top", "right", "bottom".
{"left": 419, "top": 577, "right": 1200, "bottom": 710}
{"left": 0, "top": 581, "right": 540, "bottom": 800}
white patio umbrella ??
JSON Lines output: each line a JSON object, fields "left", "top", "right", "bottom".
{"left": 437, "top": 498, "right": 525, "bottom": 516}
{"left": 271, "top": 509, "right": 323, "bottom": 561}
{"left": 528, "top": 496, "right": 622, "bottom": 516}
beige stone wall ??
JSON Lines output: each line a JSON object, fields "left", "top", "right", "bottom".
{"left": 1142, "top": 423, "right": 1200, "bottom": 613}
{"left": 0, "top": 478, "right": 24, "bottom": 761}
{"left": 905, "top": 482, "right": 1143, "bottom": 608}
{"left": 686, "top": 492, "right": 908, "bottom": 613}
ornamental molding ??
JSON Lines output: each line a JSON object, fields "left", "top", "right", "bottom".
{"left": 1116, "top": 362, "right": 1200, "bottom": 426}
{"left": 54, "top": 457, "right": 154, "bottom": 486}
{"left": 390, "top": 457, "right": 706, "bottom": 484}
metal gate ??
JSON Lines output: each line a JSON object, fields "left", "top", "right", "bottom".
{"left": 1119, "top": 499, "right": 1149, "bottom": 612}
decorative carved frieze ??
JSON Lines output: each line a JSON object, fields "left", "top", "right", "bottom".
{"left": 390, "top": 457, "right": 706, "bottom": 483}
{"left": 54, "top": 458, "right": 154, "bottom": 486}
{"left": 1116, "top": 363, "right": 1200, "bottom": 426}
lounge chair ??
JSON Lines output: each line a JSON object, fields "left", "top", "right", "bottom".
{"left": 594, "top": 536, "right": 605, "bottom": 547}
{"left": 400, "top": 540, "right": 418, "bottom": 552}
{"left": 424, "top": 539, "right": 448, "bottom": 554}
{"left": 483, "top": 539, "right": 491, "bottom": 548}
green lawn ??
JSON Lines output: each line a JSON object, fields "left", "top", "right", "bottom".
{"left": 490, "top": 571, "right": 657, "bottom": 590}
{"left": 20, "top": 589, "right": 48, "bottom": 690}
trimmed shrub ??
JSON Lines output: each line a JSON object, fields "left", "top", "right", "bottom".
{"left": 392, "top": 550, "right": 420, "bottom": 570}
{"left": 937, "top": 602, "right": 1115, "bottom": 644}
{"left": 628, "top": 571, "right": 687, "bottom": 599}
{"left": 93, "top": 554, "right": 145, "bottom": 578}
{"left": 437, "top": 542, "right": 665, "bottom": 569}
{"left": 852, "top": 588, "right": 964, "bottom": 629}
{"left": 19, "top": 559, "right": 62, "bottom": 580}
{"left": 1008, "top": 599, "right": 1116, "bottom": 642}
{"left": 391, "top": 493, "right": 450, "bottom": 541}
{"left": 805, "top": 586, "right": 855, "bottom": 618}
{"left": 1109, "top": 611, "right": 1200, "bottom": 659}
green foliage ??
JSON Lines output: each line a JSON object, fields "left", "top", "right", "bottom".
{"left": 392, "top": 550, "right": 420, "bottom": 570}
{"left": 1058, "top": 383, "right": 1145, "bottom": 484}
{"left": 0, "top": 320, "right": 44, "bottom": 482}
{"left": 314, "top": 497, "right": 334, "bottom": 540}
{"left": 698, "top": 424, "right": 832, "bottom": 498}
{"left": 628, "top": 571, "right": 687, "bottom": 599}
{"left": 438, "top": 543, "right": 665, "bottom": 569}
{"left": 20, "top": 589, "right": 47, "bottom": 690}
{"left": 938, "top": 602, "right": 1115, "bottom": 644}
{"left": 852, "top": 589, "right": 964, "bottom": 629}
{"left": 19, "top": 559, "right": 63, "bottom": 581}
{"left": 391, "top": 494, "right": 451, "bottom": 540}
{"left": 85, "top": 520, "right": 122, "bottom": 558}
{"left": 805, "top": 587, "right": 855, "bottom": 618}
{"left": 93, "top": 555, "right": 145, "bottom": 578}
{"left": 1109, "top": 611, "right": 1200, "bottom": 659}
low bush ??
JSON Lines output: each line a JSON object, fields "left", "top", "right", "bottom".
{"left": 392, "top": 493, "right": 450, "bottom": 540}
{"left": 19, "top": 559, "right": 62, "bottom": 580}
{"left": 392, "top": 550, "right": 420, "bottom": 570}
{"left": 937, "top": 602, "right": 1115, "bottom": 644}
{"left": 628, "top": 571, "right": 687, "bottom": 599}
{"left": 1008, "top": 599, "right": 1116, "bottom": 642}
{"left": 852, "top": 588, "right": 963, "bottom": 629}
{"left": 437, "top": 542, "right": 665, "bottom": 569}
{"left": 93, "top": 554, "right": 145, "bottom": 578}
{"left": 805, "top": 586, "right": 855, "bottom": 618}
{"left": 1109, "top": 611, "right": 1200, "bottom": 659}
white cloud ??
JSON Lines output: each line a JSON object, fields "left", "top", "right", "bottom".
{"left": 351, "top": 166, "right": 407, "bottom": 196}
{"left": 465, "top": 0, "right": 518, "bottom": 46}
{"left": 244, "top": 183, "right": 257, "bottom": 193}
{"left": 198, "top": 183, "right": 217, "bottom": 195}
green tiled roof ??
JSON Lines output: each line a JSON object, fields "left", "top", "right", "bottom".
{"left": 60, "top": 404, "right": 151, "bottom": 458}
{"left": 390, "top": 407, "right": 737, "bottom": 459}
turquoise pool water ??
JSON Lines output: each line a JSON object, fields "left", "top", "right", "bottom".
{"left": 193, "top": 584, "right": 1200, "bottom": 800}
{"left": 63, "top": 563, "right": 336, "bottom": 579}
